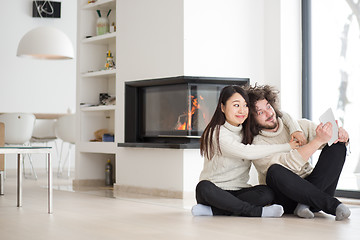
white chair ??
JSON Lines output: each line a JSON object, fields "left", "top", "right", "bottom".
{"left": 31, "top": 119, "right": 58, "bottom": 171}
{"left": 32, "top": 119, "right": 57, "bottom": 142}
{"left": 55, "top": 114, "right": 76, "bottom": 178}
{"left": 0, "top": 113, "right": 37, "bottom": 179}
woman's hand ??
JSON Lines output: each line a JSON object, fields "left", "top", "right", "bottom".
{"left": 289, "top": 139, "right": 300, "bottom": 149}
{"left": 291, "top": 131, "right": 307, "bottom": 146}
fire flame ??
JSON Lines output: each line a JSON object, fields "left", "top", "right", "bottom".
{"left": 176, "top": 95, "right": 204, "bottom": 130}
{"left": 178, "top": 122, "right": 186, "bottom": 130}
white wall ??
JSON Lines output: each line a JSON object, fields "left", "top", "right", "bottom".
{"left": 0, "top": 0, "right": 77, "bottom": 114}
{"left": 279, "top": 0, "right": 302, "bottom": 118}
{"left": 184, "top": 0, "right": 265, "bottom": 83}
{"left": 117, "top": 0, "right": 184, "bottom": 81}
{"left": 264, "top": 0, "right": 281, "bottom": 89}
{"left": 264, "top": 0, "right": 302, "bottom": 118}
{"left": 1, "top": 0, "right": 77, "bottom": 169}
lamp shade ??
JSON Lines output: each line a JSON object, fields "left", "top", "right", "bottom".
{"left": 17, "top": 26, "right": 74, "bottom": 60}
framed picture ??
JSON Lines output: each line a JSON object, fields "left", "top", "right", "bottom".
{"left": 32, "top": 1, "right": 61, "bottom": 18}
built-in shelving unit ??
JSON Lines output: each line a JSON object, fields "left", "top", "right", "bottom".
{"left": 81, "top": 105, "right": 116, "bottom": 112}
{"left": 82, "top": 0, "right": 116, "bottom": 10}
{"left": 75, "top": 0, "right": 117, "bottom": 183}
{"left": 78, "top": 141, "right": 116, "bottom": 154}
{"left": 82, "top": 69, "right": 116, "bottom": 78}
{"left": 82, "top": 32, "right": 116, "bottom": 45}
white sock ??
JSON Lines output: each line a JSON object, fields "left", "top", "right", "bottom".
{"left": 261, "top": 204, "right": 284, "bottom": 218}
{"left": 335, "top": 204, "right": 351, "bottom": 221}
{"left": 191, "top": 204, "right": 213, "bottom": 216}
{"left": 294, "top": 204, "right": 314, "bottom": 219}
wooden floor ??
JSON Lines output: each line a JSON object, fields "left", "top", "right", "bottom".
{"left": 1, "top": 171, "right": 360, "bottom": 240}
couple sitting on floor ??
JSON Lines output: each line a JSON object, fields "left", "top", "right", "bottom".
{"left": 192, "top": 84, "right": 350, "bottom": 221}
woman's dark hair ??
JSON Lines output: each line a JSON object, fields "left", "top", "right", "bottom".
{"left": 246, "top": 84, "right": 283, "bottom": 136}
{"left": 200, "top": 85, "right": 253, "bottom": 160}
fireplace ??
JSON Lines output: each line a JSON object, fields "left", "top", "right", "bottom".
{"left": 118, "top": 76, "right": 249, "bottom": 149}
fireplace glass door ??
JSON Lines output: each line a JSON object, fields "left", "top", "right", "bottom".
{"left": 140, "top": 83, "right": 223, "bottom": 138}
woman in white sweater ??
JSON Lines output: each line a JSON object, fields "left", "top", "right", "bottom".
{"left": 192, "top": 85, "right": 301, "bottom": 217}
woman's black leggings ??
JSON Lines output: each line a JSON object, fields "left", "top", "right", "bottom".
{"left": 195, "top": 180, "right": 275, "bottom": 217}
{"left": 266, "top": 143, "right": 347, "bottom": 215}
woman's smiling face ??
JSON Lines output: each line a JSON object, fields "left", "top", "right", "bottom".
{"left": 221, "top": 92, "right": 249, "bottom": 126}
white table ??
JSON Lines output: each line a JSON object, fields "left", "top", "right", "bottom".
{"left": 0, "top": 147, "right": 53, "bottom": 213}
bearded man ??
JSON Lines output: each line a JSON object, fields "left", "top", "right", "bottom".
{"left": 247, "top": 85, "right": 351, "bottom": 221}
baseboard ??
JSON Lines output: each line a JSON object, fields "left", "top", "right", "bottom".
{"left": 72, "top": 179, "right": 105, "bottom": 190}
{"left": 114, "top": 184, "right": 184, "bottom": 199}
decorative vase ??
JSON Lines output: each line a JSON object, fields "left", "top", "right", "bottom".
{"left": 96, "top": 17, "right": 109, "bottom": 35}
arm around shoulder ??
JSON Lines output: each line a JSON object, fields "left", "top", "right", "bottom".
{"left": 219, "top": 131, "right": 292, "bottom": 160}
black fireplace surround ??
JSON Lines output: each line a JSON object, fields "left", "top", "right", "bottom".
{"left": 118, "top": 76, "right": 249, "bottom": 149}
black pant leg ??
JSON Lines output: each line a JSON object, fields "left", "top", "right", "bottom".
{"left": 195, "top": 180, "right": 263, "bottom": 217}
{"left": 234, "top": 185, "right": 275, "bottom": 207}
{"left": 266, "top": 164, "right": 341, "bottom": 215}
{"left": 305, "top": 143, "right": 347, "bottom": 196}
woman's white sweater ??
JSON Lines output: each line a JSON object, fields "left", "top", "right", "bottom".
{"left": 199, "top": 115, "right": 299, "bottom": 190}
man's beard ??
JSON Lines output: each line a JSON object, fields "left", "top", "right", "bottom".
{"left": 258, "top": 115, "right": 278, "bottom": 130}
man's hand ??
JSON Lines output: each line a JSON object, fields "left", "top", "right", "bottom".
{"left": 291, "top": 131, "right": 307, "bottom": 146}
{"left": 334, "top": 120, "right": 349, "bottom": 144}
{"left": 315, "top": 122, "right": 333, "bottom": 144}
{"left": 296, "top": 122, "right": 333, "bottom": 162}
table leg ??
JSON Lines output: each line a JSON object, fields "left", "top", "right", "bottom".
{"left": 17, "top": 154, "right": 22, "bottom": 207}
{"left": 48, "top": 153, "right": 53, "bottom": 213}
{"left": 0, "top": 170, "right": 4, "bottom": 195}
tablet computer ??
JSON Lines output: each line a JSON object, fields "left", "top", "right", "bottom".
{"left": 319, "top": 108, "right": 338, "bottom": 146}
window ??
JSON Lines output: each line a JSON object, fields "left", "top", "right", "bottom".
{"left": 303, "top": 0, "right": 360, "bottom": 198}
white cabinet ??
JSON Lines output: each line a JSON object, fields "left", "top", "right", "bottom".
{"left": 75, "top": 0, "right": 117, "bottom": 182}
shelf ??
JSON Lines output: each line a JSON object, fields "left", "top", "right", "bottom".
{"left": 82, "top": 0, "right": 116, "bottom": 11}
{"left": 118, "top": 142, "right": 200, "bottom": 149}
{"left": 82, "top": 69, "right": 116, "bottom": 78}
{"left": 82, "top": 32, "right": 116, "bottom": 45}
{"left": 77, "top": 0, "right": 118, "bottom": 180}
{"left": 81, "top": 105, "right": 116, "bottom": 112}
{"left": 78, "top": 141, "right": 116, "bottom": 153}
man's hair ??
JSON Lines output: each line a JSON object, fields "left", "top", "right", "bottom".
{"left": 246, "top": 84, "right": 283, "bottom": 136}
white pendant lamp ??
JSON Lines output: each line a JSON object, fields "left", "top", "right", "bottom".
{"left": 17, "top": 26, "right": 74, "bottom": 60}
